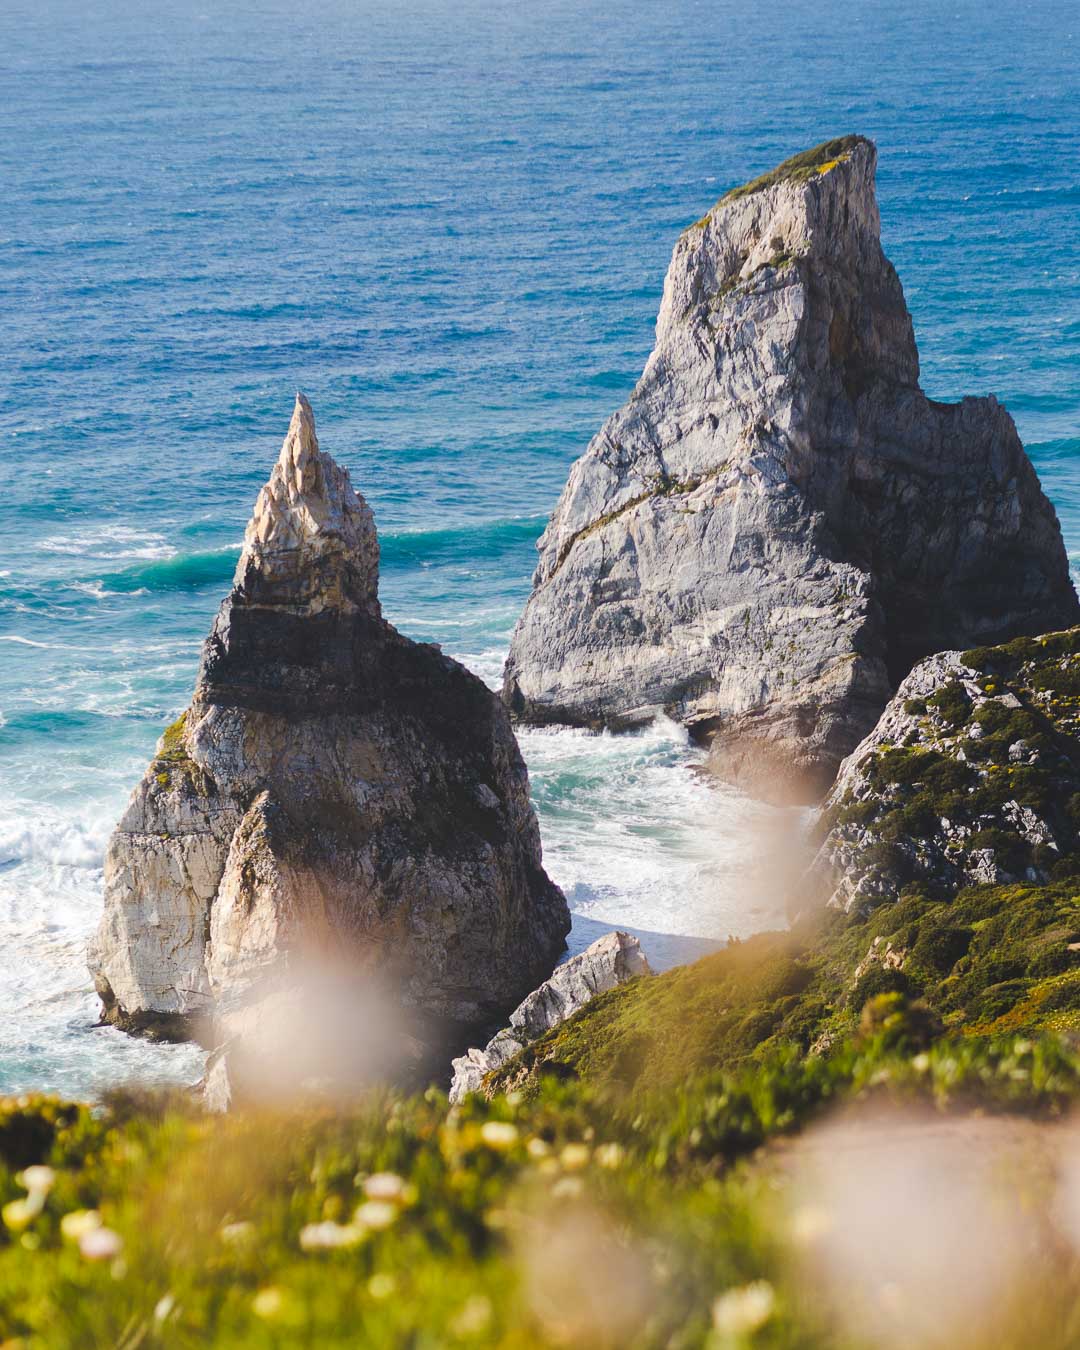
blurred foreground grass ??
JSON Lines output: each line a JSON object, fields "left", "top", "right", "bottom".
{"left": 4, "top": 1017, "right": 1080, "bottom": 1348}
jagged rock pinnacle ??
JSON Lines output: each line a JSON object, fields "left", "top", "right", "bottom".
{"left": 235, "top": 391, "right": 380, "bottom": 615}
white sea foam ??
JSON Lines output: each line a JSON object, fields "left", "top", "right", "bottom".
{"left": 0, "top": 802, "right": 111, "bottom": 869}
{"left": 40, "top": 525, "right": 175, "bottom": 562}
{"left": 0, "top": 854, "right": 204, "bottom": 1096}
{"left": 460, "top": 645, "right": 511, "bottom": 689}
{"left": 519, "top": 718, "right": 798, "bottom": 970}
{"left": 68, "top": 580, "right": 156, "bottom": 601}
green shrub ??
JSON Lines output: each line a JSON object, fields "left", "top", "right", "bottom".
{"left": 971, "top": 978, "right": 1035, "bottom": 1023}
{"left": 1039, "top": 976, "right": 1080, "bottom": 1013}
{"left": 857, "top": 992, "right": 941, "bottom": 1050}
{"left": 849, "top": 964, "right": 913, "bottom": 1009}
{"left": 910, "top": 923, "right": 973, "bottom": 975}
{"left": 1026, "top": 947, "right": 1074, "bottom": 979}
{"left": 969, "top": 829, "right": 1031, "bottom": 876}
{"left": 926, "top": 681, "right": 971, "bottom": 728}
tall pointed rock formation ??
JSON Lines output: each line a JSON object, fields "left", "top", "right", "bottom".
{"left": 89, "top": 395, "right": 570, "bottom": 1049}
{"left": 503, "top": 137, "right": 1078, "bottom": 802}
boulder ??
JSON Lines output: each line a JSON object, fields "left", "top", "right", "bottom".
{"left": 809, "top": 628, "right": 1080, "bottom": 913}
{"left": 448, "top": 930, "right": 651, "bottom": 1102}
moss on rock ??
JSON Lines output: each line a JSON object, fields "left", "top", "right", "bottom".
{"left": 720, "top": 135, "right": 869, "bottom": 204}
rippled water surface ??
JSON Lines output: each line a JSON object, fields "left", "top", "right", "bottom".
{"left": 1, "top": 0, "right": 1077, "bottom": 1095}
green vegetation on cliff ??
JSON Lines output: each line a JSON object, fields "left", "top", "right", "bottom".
{"left": 688, "top": 135, "right": 868, "bottom": 230}
{"left": 484, "top": 872, "right": 1080, "bottom": 1107}
{"left": 4, "top": 1025, "right": 1080, "bottom": 1349}
{"left": 9, "top": 631, "right": 1080, "bottom": 1346}
{"left": 817, "top": 627, "right": 1080, "bottom": 911}
{"left": 721, "top": 135, "right": 867, "bottom": 203}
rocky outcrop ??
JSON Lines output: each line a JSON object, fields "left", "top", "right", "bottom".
{"left": 503, "top": 136, "right": 1078, "bottom": 803}
{"left": 89, "top": 394, "right": 570, "bottom": 1053}
{"left": 809, "top": 628, "right": 1080, "bottom": 913}
{"left": 448, "top": 931, "right": 651, "bottom": 1102}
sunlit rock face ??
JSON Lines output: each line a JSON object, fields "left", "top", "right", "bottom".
{"left": 448, "top": 930, "right": 652, "bottom": 1102}
{"left": 89, "top": 395, "right": 570, "bottom": 1051}
{"left": 504, "top": 137, "right": 1078, "bottom": 803}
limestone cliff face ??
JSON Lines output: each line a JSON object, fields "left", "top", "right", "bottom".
{"left": 809, "top": 628, "right": 1080, "bottom": 914}
{"left": 503, "top": 137, "right": 1078, "bottom": 803}
{"left": 89, "top": 395, "right": 570, "bottom": 1046}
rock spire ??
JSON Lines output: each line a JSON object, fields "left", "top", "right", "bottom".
{"left": 89, "top": 396, "right": 570, "bottom": 1055}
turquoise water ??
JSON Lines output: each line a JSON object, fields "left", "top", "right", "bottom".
{"left": 1, "top": 0, "right": 1077, "bottom": 1095}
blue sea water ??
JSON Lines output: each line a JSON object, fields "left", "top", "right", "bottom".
{"left": 0, "top": 0, "right": 1077, "bottom": 1097}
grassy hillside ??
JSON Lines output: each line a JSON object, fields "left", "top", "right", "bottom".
{"left": 485, "top": 872, "right": 1080, "bottom": 1105}
{"left": 3, "top": 1027, "right": 1080, "bottom": 1348}
{"left": 8, "top": 631, "right": 1080, "bottom": 1346}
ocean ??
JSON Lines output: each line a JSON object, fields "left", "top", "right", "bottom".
{"left": 1, "top": 0, "right": 1077, "bottom": 1097}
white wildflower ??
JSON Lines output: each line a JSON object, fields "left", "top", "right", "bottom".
{"left": 252, "top": 1287, "right": 285, "bottom": 1319}
{"left": 354, "top": 1200, "right": 399, "bottom": 1231}
{"left": 79, "top": 1226, "right": 124, "bottom": 1262}
{"left": 17, "top": 1165, "right": 56, "bottom": 1197}
{"left": 480, "top": 1121, "right": 519, "bottom": 1150}
{"left": 362, "top": 1172, "right": 406, "bottom": 1202}
{"left": 594, "top": 1142, "right": 624, "bottom": 1169}
{"left": 60, "top": 1209, "right": 102, "bottom": 1243}
{"left": 559, "top": 1142, "right": 590, "bottom": 1171}
{"left": 712, "top": 1280, "right": 776, "bottom": 1336}
{"left": 299, "top": 1220, "right": 365, "bottom": 1251}
{"left": 2, "top": 1198, "right": 39, "bottom": 1232}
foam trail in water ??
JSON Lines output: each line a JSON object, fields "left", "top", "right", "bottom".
{"left": 518, "top": 718, "right": 800, "bottom": 971}
{"left": 0, "top": 844, "right": 204, "bottom": 1096}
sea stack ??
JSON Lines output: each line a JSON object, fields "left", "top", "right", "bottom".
{"left": 503, "top": 137, "right": 1078, "bottom": 803}
{"left": 89, "top": 395, "right": 570, "bottom": 1053}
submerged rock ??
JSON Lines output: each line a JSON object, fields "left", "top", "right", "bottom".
{"left": 89, "top": 394, "right": 570, "bottom": 1055}
{"left": 448, "top": 930, "right": 652, "bottom": 1102}
{"left": 809, "top": 628, "right": 1080, "bottom": 913}
{"left": 503, "top": 136, "right": 1078, "bottom": 803}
